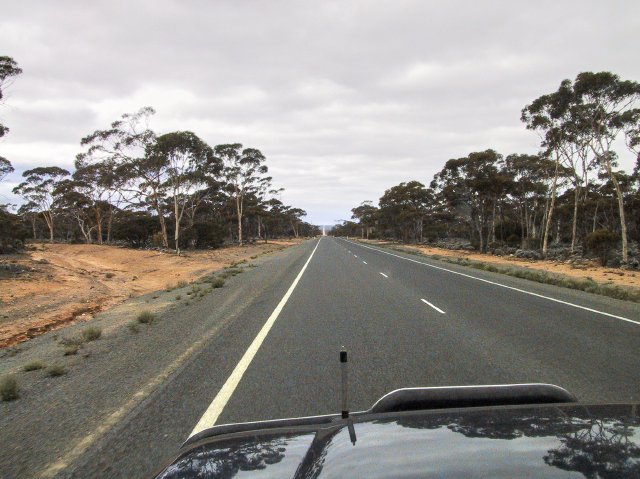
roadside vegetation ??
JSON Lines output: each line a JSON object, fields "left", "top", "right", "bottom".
{"left": 336, "top": 71, "right": 640, "bottom": 271}
{"left": 1, "top": 56, "right": 319, "bottom": 255}
{"left": 23, "top": 361, "right": 45, "bottom": 372}
{"left": 0, "top": 375, "right": 19, "bottom": 401}
{"left": 377, "top": 242, "right": 640, "bottom": 303}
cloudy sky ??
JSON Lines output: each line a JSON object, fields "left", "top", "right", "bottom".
{"left": 1, "top": 1, "right": 638, "bottom": 224}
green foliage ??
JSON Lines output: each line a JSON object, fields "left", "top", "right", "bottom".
{"left": 0, "top": 375, "right": 19, "bottom": 401}
{"left": 585, "top": 229, "right": 619, "bottom": 266}
{"left": 47, "top": 365, "right": 66, "bottom": 377}
{"left": 23, "top": 361, "right": 45, "bottom": 372}
{"left": 210, "top": 278, "right": 225, "bottom": 288}
{"left": 137, "top": 311, "right": 156, "bottom": 324}
{"left": 0, "top": 207, "right": 28, "bottom": 253}
{"left": 81, "top": 327, "right": 102, "bottom": 342}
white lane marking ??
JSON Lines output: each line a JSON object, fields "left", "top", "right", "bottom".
{"left": 189, "top": 238, "right": 322, "bottom": 437}
{"left": 354, "top": 255, "right": 358, "bottom": 258}
{"left": 363, "top": 261, "right": 367, "bottom": 265}
{"left": 379, "top": 272, "right": 388, "bottom": 278}
{"left": 421, "top": 298, "right": 445, "bottom": 314}
{"left": 344, "top": 239, "right": 639, "bottom": 326}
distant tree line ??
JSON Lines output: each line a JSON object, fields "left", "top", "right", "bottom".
{"left": 0, "top": 57, "right": 319, "bottom": 253}
{"left": 336, "top": 72, "right": 640, "bottom": 266}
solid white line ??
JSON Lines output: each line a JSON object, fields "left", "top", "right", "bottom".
{"left": 421, "top": 298, "right": 445, "bottom": 314}
{"left": 345, "top": 239, "right": 639, "bottom": 326}
{"left": 189, "top": 238, "right": 323, "bottom": 437}
{"left": 379, "top": 272, "right": 388, "bottom": 278}
{"left": 363, "top": 261, "right": 367, "bottom": 264}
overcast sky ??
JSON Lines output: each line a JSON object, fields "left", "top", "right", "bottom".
{"left": 1, "top": 1, "right": 639, "bottom": 225}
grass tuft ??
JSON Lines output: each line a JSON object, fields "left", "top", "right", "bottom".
{"left": 81, "top": 327, "right": 102, "bottom": 342}
{"left": 0, "top": 375, "right": 19, "bottom": 401}
{"left": 175, "top": 294, "right": 181, "bottom": 300}
{"left": 64, "top": 345, "right": 80, "bottom": 356}
{"left": 210, "top": 278, "right": 225, "bottom": 289}
{"left": 23, "top": 361, "right": 45, "bottom": 372}
{"left": 105, "top": 272, "right": 115, "bottom": 279}
{"left": 137, "top": 311, "right": 156, "bottom": 324}
{"left": 127, "top": 322, "right": 140, "bottom": 334}
{"left": 47, "top": 365, "right": 66, "bottom": 377}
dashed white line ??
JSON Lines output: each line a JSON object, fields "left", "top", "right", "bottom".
{"left": 189, "top": 238, "right": 322, "bottom": 437}
{"left": 354, "top": 255, "right": 358, "bottom": 258}
{"left": 362, "top": 261, "right": 367, "bottom": 264}
{"left": 379, "top": 272, "right": 388, "bottom": 278}
{"left": 344, "top": 239, "right": 639, "bottom": 326}
{"left": 421, "top": 298, "right": 445, "bottom": 314}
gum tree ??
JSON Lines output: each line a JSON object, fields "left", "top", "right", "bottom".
{"left": 573, "top": 72, "right": 640, "bottom": 263}
{"left": 215, "top": 144, "right": 271, "bottom": 245}
{"left": 13, "top": 167, "right": 70, "bottom": 242}
{"left": 148, "top": 131, "right": 219, "bottom": 254}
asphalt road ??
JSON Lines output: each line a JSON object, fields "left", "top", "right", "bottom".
{"left": 4, "top": 237, "right": 639, "bottom": 478}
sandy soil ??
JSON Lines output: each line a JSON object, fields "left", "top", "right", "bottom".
{"left": 361, "top": 239, "right": 640, "bottom": 289}
{"left": 0, "top": 240, "right": 301, "bottom": 348}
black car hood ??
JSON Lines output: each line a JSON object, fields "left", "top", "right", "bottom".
{"left": 156, "top": 403, "right": 640, "bottom": 478}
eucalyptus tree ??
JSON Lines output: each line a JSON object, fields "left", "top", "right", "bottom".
{"left": 17, "top": 201, "right": 39, "bottom": 239}
{"left": 379, "top": 181, "right": 432, "bottom": 243}
{"left": 522, "top": 80, "right": 580, "bottom": 256}
{"left": 431, "top": 150, "right": 505, "bottom": 251}
{"left": 72, "top": 158, "right": 122, "bottom": 244}
{"left": 284, "top": 207, "right": 307, "bottom": 238}
{"left": 148, "top": 131, "right": 219, "bottom": 254}
{"left": 53, "top": 179, "right": 96, "bottom": 243}
{"left": 13, "top": 167, "right": 70, "bottom": 242}
{"left": 78, "top": 107, "right": 160, "bottom": 242}
{"left": 0, "top": 56, "right": 22, "bottom": 139}
{"left": 215, "top": 144, "right": 271, "bottom": 245}
{"left": 572, "top": 71, "right": 640, "bottom": 263}
{"left": 0, "top": 157, "right": 13, "bottom": 183}
{"left": 351, "top": 201, "right": 379, "bottom": 239}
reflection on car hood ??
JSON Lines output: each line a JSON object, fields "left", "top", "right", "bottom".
{"left": 156, "top": 403, "right": 640, "bottom": 478}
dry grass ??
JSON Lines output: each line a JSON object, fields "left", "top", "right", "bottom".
{"left": 0, "top": 375, "right": 19, "bottom": 401}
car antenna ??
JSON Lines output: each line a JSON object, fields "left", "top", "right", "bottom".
{"left": 340, "top": 347, "right": 357, "bottom": 445}
{"left": 340, "top": 347, "right": 349, "bottom": 418}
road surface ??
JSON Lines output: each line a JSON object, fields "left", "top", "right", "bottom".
{"left": 2, "top": 237, "right": 639, "bottom": 478}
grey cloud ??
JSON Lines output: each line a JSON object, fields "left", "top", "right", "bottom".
{"left": 1, "top": 0, "right": 638, "bottom": 224}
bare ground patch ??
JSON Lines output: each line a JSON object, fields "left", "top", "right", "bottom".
{"left": 0, "top": 239, "right": 301, "bottom": 348}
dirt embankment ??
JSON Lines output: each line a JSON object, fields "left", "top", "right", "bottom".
{"left": 0, "top": 240, "right": 301, "bottom": 348}
{"left": 360, "top": 239, "right": 639, "bottom": 289}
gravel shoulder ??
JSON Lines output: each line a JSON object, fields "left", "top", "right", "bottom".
{"left": 0, "top": 239, "right": 314, "bottom": 478}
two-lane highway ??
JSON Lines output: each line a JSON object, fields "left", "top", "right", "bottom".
{"left": 66, "top": 236, "right": 640, "bottom": 477}
{"left": 198, "top": 236, "right": 640, "bottom": 428}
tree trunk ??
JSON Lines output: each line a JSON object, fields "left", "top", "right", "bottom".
{"left": 95, "top": 208, "right": 103, "bottom": 245}
{"left": 236, "top": 196, "right": 243, "bottom": 246}
{"left": 44, "top": 212, "right": 54, "bottom": 243}
{"left": 606, "top": 159, "right": 628, "bottom": 263}
{"left": 570, "top": 184, "right": 579, "bottom": 253}
{"left": 31, "top": 217, "right": 37, "bottom": 240}
{"left": 106, "top": 206, "right": 114, "bottom": 243}
{"left": 542, "top": 157, "right": 560, "bottom": 257}
{"left": 174, "top": 194, "right": 181, "bottom": 255}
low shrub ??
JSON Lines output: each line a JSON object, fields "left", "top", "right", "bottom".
{"left": 81, "top": 327, "right": 102, "bottom": 342}
{"left": 211, "top": 278, "right": 225, "bottom": 289}
{"left": 0, "top": 375, "right": 19, "bottom": 401}
{"left": 137, "top": 311, "right": 156, "bottom": 324}
{"left": 23, "top": 361, "right": 45, "bottom": 372}
{"left": 47, "top": 365, "right": 66, "bottom": 377}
